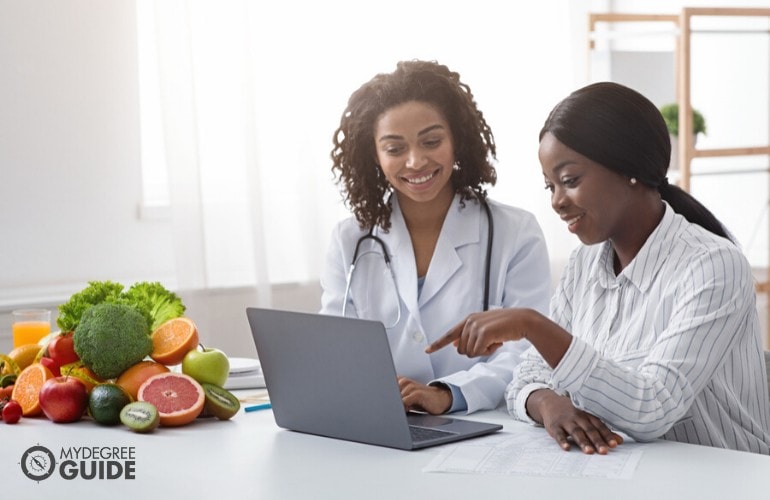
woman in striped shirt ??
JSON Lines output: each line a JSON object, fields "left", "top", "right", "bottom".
{"left": 427, "top": 82, "right": 770, "bottom": 454}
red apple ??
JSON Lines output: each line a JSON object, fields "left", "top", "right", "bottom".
{"left": 39, "top": 376, "right": 89, "bottom": 423}
{"left": 47, "top": 332, "right": 79, "bottom": 366}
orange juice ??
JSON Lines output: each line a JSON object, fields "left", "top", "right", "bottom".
{"left": 12, "top": 309, "right": 52, "bottom": 348}
{"left": 12, "top": 321, "right": 51, "bottom": 348}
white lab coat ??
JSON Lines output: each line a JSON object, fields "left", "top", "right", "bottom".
{"left": 320, "top": 194, "right": 551, "bottom": 413}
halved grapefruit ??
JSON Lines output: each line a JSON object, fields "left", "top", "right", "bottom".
{"left": 116, "top": 360, "right": 170, "bottom": 400}
{"left": 137, "top": 372, "right": 204, "bottom": 426}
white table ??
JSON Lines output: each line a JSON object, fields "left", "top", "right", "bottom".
{"left": 4, "top": 391, "right": 769, "bottom": 499}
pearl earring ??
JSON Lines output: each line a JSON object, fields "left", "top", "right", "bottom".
{"left": 630, "top": 178, "right": 638, "bottom": 185}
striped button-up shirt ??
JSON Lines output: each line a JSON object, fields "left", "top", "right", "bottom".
{"left": 507, "top": 202, "right": 770, "bottom": 454}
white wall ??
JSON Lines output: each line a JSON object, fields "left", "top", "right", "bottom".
{"left": 0, "top": 0, "right": 177, "bottom": 306}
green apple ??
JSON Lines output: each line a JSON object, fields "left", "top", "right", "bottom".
{"left": 181, "top": 347, "right": 230, "bottom": 387}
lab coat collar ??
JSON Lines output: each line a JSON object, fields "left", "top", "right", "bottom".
{"left": 381, "top": 197, "right": 418, "bottom": 320}
{"left": 378, "top": 194, "right": 481, "bottom": 318}
{"left": 419, "top": 195, "right": 481, "bottom": 308}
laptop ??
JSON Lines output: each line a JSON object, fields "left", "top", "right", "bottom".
{"left": 245, "top": 307, "right": 503, "bottom": 450}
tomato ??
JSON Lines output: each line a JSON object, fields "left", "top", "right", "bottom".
{"left": 40, "top": 356, "right": 62, "bottom": 377}
{"left": 2, "top": 400, "right": 22, "bottom": 424}
{"left": 47, "top": 332, "right": 79, "bottom": 365}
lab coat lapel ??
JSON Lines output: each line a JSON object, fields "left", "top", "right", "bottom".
{"left": 419, "top": 196, "right": 480, "bottom": 308}
{"left": 382, "top": 199, "right": 420, "bottom": 320}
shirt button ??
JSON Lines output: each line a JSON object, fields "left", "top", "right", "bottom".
{"left": 412, "top": 331, "right": 424, "bottom": 343}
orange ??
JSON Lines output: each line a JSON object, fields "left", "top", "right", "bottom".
{"left": 150, "top": 317, "right": 199, "bottom": 366}
{"left": 137, "top": 372, "right": 204, "bottom": 427}
{"left": 116, "top": 360, "right": 170, "bottom": 400}
{"left": 11, "top": 363, "right": 54, "bottom": 416}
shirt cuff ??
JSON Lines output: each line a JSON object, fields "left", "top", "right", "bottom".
{"left": 510, "top": 382, "right": 550, "bottom": 426}
{"left": 429, "top": 382, "right": 468, "bottom": 413}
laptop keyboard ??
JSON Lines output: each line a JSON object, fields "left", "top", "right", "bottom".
{"left": 409, "top": 425, "right": 458, "bottom": 442}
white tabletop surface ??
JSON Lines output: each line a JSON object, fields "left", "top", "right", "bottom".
{"left": 4, "top": 389, "right": 769, "bottom": 500}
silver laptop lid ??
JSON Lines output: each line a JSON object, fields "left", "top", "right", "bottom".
{"left": 246, "top": 307, "right": 413, "bottom": 449}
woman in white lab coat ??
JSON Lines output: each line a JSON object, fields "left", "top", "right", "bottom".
{"left": 320, "top": 60, "right": 551, "bottom": 415}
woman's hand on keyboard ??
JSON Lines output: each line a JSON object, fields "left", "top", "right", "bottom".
{"left": 398, "top": 377, "right": 452, "bottom": 415}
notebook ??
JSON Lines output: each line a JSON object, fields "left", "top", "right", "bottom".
{"left": 245, "top": 307, "right": 502, "bottom": 450}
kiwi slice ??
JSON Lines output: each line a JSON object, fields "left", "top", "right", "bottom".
{"left": 202, "top": 383, "right": 240, "bottom": 420}
{"left": 0, "top": 374, "right": 17, "bottom": 388}
{"left": 120, "top": 401, "right": 160, "bottom": 433}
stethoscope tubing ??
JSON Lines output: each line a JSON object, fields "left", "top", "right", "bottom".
{"left": 481, "top": 196, "right": 493, "bottom": 311}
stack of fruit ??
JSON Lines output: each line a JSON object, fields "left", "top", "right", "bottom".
{"left": 0, "top": 343, "right": 40, "bottom": 424}
{"left": 0, "top": 281, "right": 241, "bottom": 432}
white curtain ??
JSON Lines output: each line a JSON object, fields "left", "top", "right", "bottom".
{"left": 143, "top": 0, "right": 353, "bottom": 297}
{"left": 144, "top": 1, "right": 276, "bottom": 300}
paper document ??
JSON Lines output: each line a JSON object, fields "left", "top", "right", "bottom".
{"left": 423, "top": 426, "right": 643, "bottom": 479}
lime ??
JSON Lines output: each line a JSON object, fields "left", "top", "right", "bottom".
{"left": 88, "top": 383, "right": 133, "bottom": 425}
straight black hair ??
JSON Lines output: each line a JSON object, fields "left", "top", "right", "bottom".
{"left": 540, "top": 82, "right": 731, "bottom": 241}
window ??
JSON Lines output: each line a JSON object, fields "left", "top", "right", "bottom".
{"left": 137, "top": 0, "right": 170, "bottom": 216}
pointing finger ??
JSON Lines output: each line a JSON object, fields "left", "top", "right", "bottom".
{"left": 425, "top": 319, "right": 464, "bottom": 353}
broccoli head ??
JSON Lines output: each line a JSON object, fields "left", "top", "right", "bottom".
{"left": 73, "top": 302, "right": 153, "bottom": 379}
{"left": 57, "top": 280, "right": 125, "bottom": 332}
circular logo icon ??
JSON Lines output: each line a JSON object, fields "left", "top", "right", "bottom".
{"left": 20, "top": 445, "right": 56, "bottom": 482}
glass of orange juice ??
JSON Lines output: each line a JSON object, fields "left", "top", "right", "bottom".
{"left": 12, "top": 309, "right": 51, "bottom": 348}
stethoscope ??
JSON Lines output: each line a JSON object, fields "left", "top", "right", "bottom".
{"left": 341, "top": 195, "right": 494, "bottom": 327}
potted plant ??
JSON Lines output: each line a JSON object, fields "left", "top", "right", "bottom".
{"left": 659, "top": 103, "right": 707, "bottom": 137}
{"left": 660, "top": 103, "right": 707, "bottom": 172}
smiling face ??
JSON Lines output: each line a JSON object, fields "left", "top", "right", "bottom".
{"left": 539, "top": 132, "right": 639, "bottom": 247}
{"left": 374, "top": 101, "right": 455, "bottom": 210}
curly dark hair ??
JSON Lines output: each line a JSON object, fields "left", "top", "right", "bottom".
{"left": 331, "top": 60, "right": 497, "bottom": 230}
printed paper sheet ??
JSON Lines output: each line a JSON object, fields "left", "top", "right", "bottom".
{"left": 423, "top": 427, "right": 643, "bottom": 479}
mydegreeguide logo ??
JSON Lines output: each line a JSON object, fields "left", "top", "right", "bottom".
{"left": 20, "top": 444, "right": 137, "bottom": 482}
